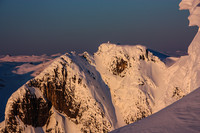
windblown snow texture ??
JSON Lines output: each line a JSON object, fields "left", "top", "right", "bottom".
{"left": 0, "top": 46, "right": 166, "bottom": 132}
{"left": 111, "top": 87, "right": 200, "bottom": 133}
{"left": 111, "top": 0, "right": 200, "bottom": 132}
{"left": 1, "top": 0, "right": 200, "bottom": 132}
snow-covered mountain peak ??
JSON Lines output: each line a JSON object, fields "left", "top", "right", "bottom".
{"left": 0, "top": 43, "right": 168, "bottom": 132}
{"left": 1, "top": 0, "right": 200, "bottom": 132}
{"left": 95, "top": 43, "right": 162, "bottom": 67}
{"left": 97, "top": 43, "right": 147, "bottom": 57}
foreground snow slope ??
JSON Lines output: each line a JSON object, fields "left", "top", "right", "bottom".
{"left": 111, "top": 87, "right": 200, "bottom": 133}
{"left": 149, "top": 0, "right": 200, "bottom": 112}
{"left": 111, "top": 0, "right": 200, "bottom": 132}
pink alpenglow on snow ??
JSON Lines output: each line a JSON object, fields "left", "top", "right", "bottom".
{"left": 111, "top": 87, "right": 200, "bottom": 133}
{"left": 0, "top": 0, "right": 200, "bottom": 132}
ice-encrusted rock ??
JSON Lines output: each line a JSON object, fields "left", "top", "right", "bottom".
{"left": 180, "top": 0, "right": 200, "bottom": 56}
{"left": 1, "top": 39, "right": 200, "bottom": 132}
{"left": 112, "top": 1, "right": 200, "bottom": 132}
{"left": 168, "top": 0, "right": 200, "bottom": 91}
{"left": 0, "top": 44, "right": 167, "bottom": 133}
{"left": 154, "top": 0, "right": 200, "bottom": 111}
{"left": 94, "top": 43, "right": 166, "bottom": 124}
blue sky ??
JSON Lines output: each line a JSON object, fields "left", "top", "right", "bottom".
{"left": 0, "top": 0, "right": 198, "bottom": 55}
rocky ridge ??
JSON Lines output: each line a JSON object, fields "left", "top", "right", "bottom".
{"left": 0, "top": 44, "right": 169, "bottom": 133}
{"left": 1, "top": 0, "right": 200, "bottom": 132}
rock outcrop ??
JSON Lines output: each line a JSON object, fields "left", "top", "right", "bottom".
{"left": 1, "top": 0, "right": 200, "bottom": 132}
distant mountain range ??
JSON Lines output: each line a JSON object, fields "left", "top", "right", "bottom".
{"left": 0, "top": 0, "right": 200, "bottom": 132}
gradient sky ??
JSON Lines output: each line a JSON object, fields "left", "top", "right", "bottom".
{"left": 0, "top": 0, "right": 198, "bottom": 55}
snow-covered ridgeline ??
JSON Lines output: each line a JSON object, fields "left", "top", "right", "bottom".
{"left": 152, "top": 0, "right": 200, "bottom": 112}
{"left": 94, "top": 43, "right": 166, "bottom": 124}
{"left": 111, "top": 0, "right": 200, "bottom": 132}
{"left": 166, "top": 0, "right": 200, "bottom": 93}
{"left": 1, "top": 0, "right": 200, "bottom": 132}
{"left": 1, "top": 52, "right": 121, "bottom": 132}
{"left": 0, "top": 44, "right": 167, "bottom": 133}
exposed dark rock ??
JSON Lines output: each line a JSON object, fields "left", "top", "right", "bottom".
{"left": 2, "top": 50, "right": 159, "bottom": 132}
{"left": 18, "top": 89, "right": 52, "bottom": 127}
{"left": 111, "top": 58, "right": 128, "bottom": 76}
{"left": 151, "top": 59, "right": 156, "bottom": 62}
{"left": 81, "top": 52, "right": 92, "bottom": 64}
{"left": 172, "top": 87, "right": 185, "bottom": 99}
{"left": 139, "top": 55, "right": 145, "bottom": 60}
{"left": 4, "top": 89, "right": 51, "bottom": 133}
{"left": 27, "top": 61, "right": 84, "bottom": 120}
{"left": 4, "top": 98, "right": 23, "bottom": 133}
{"left": 145, "top": 49, "right": 149, "bottom": 58}
{"left": 78, "top": 78, "right": 82, "bottom": 84}
{"left": 124, "top": 98, "right": 152, "bottom": 125}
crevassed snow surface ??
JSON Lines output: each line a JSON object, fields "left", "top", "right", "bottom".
{"left": 111, "top": 87, "right": 200, "bottom": 133}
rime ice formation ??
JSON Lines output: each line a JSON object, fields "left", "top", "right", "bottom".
{"left": 0, "top": 46, "right": 167, "bottom": 132}
{"left": 111, "top": 0, "right": 200, "bottom": 132}
{"left": 163, "top": 0, "right": 200, "bottom": 99}
{"left": 180, "top": 0, "right": 200, "bottom": 56}
{"left": 1, "top": 0, "right": 200, "bottom": 132}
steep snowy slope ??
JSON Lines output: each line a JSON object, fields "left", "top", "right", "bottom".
{"left": 111, "top": 87, "right": 200, "bottom": 133}
{"left": 0, "top": 41, "right": 193, "bottom": 133}
{"left": 1, "top": 0, "right": 200, "bottom": 132}
{"left": 0, "top": 46, "right": 167, "bottom": 133}
{"left": 0, "top": 52, "right": 118, "bottom": 133}
{"left": 94, "top": 44, "right": 166, "bottom": 125}
{"left": 111, "top": 0, "right": 200, "bottom": 132}
{"left": 159, "top": 0, "right": 200, "bottom": 107}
